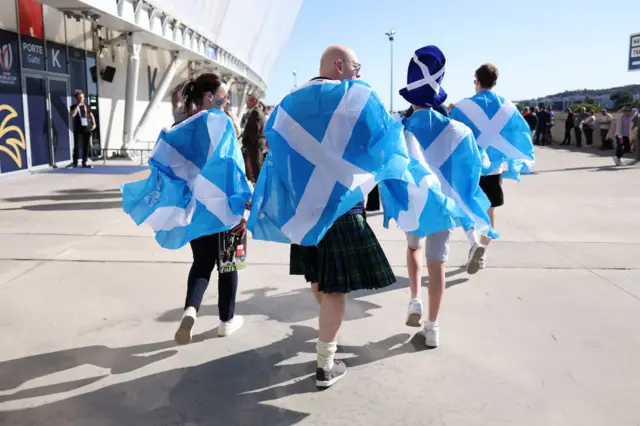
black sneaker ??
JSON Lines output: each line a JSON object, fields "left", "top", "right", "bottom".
{"left": 81, "top": 164, "right": 93, "bottom": 169}
{"left": 316, "top": 360, "right": 347, "bottom": 389}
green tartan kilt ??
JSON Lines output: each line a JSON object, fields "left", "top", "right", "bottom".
{"left": 289, "top": 214, "right": 396, "bottom": 294}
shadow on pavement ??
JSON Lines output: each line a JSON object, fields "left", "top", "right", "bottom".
{"left": 44, "top": 165, "right": 147, "bottom": 176}
{"left": 1, "top": 188, "right": 122, "bottom": 212}
{"left": 0, "top": 325, "right": 425, "bottom": 426}
{"left": 361, "top": 267, "right": 469, "bottom": 297}
{"left": 157, "top": 286, "right": 382, "bottom": 324}
{"left": 158, "top": 269, "right": 469, "bottom": 326}
{"left": 0, "top": 337, "right": 189, "bottom": 399}
{"left": 3, "top": 189, "right": 120, "bottom": 203}
{"left": 0, "top": 201, "right": 123, "bottom": 212}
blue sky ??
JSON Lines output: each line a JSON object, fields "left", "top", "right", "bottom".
{"left": 265, "top": 0, "right": 640, "bottom": 109}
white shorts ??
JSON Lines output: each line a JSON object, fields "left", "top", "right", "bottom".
{"left": 406, "top": 230, "right": 452, "bottom": 262}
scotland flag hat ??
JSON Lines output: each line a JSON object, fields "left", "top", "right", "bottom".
{"left": 399, "top": 45, "right": 448, "bottom": 108}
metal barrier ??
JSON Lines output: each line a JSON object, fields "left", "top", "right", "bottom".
{"left": 89, "top": 141, "right": 155, "bottom": 166}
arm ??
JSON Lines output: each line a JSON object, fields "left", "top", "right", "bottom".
{"left": 615, "top": 116, "right": 622, "bottom": 137}
{"left": 89, "top": 112, "right": 97, "bottom": 131}
{"left": 70, "top": 104, "right": 79, "bottom": 117}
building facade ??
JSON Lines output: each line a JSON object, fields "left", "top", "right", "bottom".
{"left": 0, "top": 0, "right": 302, "bottom": 175}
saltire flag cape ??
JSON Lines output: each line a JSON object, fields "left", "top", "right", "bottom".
{"left": 450, "top": 90, "right": 535, "bottom": 181}
{"left": 247, "top": 79, "right": 460, "bottom": 246}
{"left": 383, "top": 109, "right": 498, "bottom": 239}
{"left": 121, "top": 109, "right": 252, "bottom": 249}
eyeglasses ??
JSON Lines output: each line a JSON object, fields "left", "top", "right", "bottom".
{"left": 336, "top": 59, "right": 361, "bottom": 73}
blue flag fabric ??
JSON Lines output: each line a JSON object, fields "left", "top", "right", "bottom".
{"left": 450, "top": 90, "right": 535, "bottom": 181}
{"left": 389, "top": 109, "right": 497, "bottom": 239}
{"left": 248, "top": 79, "right": 428, "bottom": 246}
{"left": 121, "top": 109, "right": 251, "bottom": 249}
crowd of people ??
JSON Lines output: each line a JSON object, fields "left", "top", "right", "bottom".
{"left": 125, "top": 43, "right": 535, "bottom": 391}
{"left": 515, "top": 102, "right": 638, "bottom": 164}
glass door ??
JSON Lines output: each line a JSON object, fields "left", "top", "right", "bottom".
{"left": 47, "top": 77, "right": 71, "bottom": 164}
{"left": 23, "top": 75, "right": 51, "bottom": 167}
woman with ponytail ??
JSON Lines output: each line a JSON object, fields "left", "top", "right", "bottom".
{"left": 171, "top": 73, "right": 248, "bottom": 344}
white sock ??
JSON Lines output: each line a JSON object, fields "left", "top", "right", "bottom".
{"left": 316, "top": 340, "right": 338, "bottom": 370}
{"left": 466, "top": 228, "right": 480, "bottom": 246}
{"left": 425, "top": 320, "right": 438, "bottom": 330}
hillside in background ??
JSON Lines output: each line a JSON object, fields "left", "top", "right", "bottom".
{"left": 538, "top": 84, "right": 640, "bottom": 98}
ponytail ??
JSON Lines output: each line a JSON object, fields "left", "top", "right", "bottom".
{"left": 179, "top": 73, "right": 222, "bottom": 116}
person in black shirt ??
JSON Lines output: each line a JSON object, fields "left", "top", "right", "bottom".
{"left": 523, "top": 107, "right": 538, "bottom": 137}
{"left": 562, "top": 109, "right": 574, "bottom": 145}
{"left": 70, "top": 90, "right": 96, "bottom": 168}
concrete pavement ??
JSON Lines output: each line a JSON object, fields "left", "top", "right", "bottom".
{"left": 0, "top": 147, "right": 639, "bottom": 426}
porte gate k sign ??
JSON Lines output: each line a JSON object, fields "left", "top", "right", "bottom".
{"left": 629, "top": 33, "right": 640, "bottom": 72}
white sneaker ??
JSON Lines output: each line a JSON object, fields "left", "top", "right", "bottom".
{"left": 218, "top": 315, "right": 244, "bottom": 337}
{"left": 613, "top": 156, "right": 622, "bottom": 166}
{"left": 406, "top": 299, "right": 423, "bottom": 327}
{"left": 175, "top": 306, "right": 197, "bottom": 345}
{"left": 466, "top": 243, "right": 486, "bottom": 275}
{"left": 479, "top": 260, "right": 486, "bottom": 269}
{"left": 423, "top": 321, "right": 439, "bottom": 348}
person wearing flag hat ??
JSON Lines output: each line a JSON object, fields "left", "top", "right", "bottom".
{"left": 398, "top": 46, "right": 490, "bottom": 348}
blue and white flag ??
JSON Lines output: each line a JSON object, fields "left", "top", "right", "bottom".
{"left": 389, "top": 109, "right": 497, "bottom": 238}
{"left": 450, "top": 90, "right": 535, "bottom": 181}
{"left": 121, "top": 109, "right": 252, "bottom": 249}
{"left": 248, "top": 79, "right": 419, "bottom": 246}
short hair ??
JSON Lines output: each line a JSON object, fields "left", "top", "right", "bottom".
{"left": 74, "top": 90, "right": 84, "bottom": 97}
{"left": 475, "top": 64, "right": 499, "bottom": 89}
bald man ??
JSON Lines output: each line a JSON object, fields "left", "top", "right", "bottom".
{"left": 289, "top": 46, "right": 398, "bottom": 389}
{"left": 290, "top": 45, "right": 363, "bottom": 305}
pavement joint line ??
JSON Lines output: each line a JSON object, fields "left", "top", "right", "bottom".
{"left": 585, "top": 267, "right": 640, "bottom": 302}
{"left": 0, "top": 260, "right": 46, "bottom": 289}
{"left": 0, "top": 257, "right": 638, "bottom": 271}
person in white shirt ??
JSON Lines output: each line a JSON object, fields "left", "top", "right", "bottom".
{"left": 598, "top": 109, "right": 613, "bottom": 150}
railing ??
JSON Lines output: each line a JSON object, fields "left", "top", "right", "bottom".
{"left": 95, "top": 141, "right": 156, "bottom": 165}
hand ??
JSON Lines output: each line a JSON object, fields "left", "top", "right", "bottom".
{"left": 232, "top": 218, "right": 247, "bottom": 237}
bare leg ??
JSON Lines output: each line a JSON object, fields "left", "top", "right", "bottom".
{"left": 480, "top": 207, "right": 496, "bottom": 246}
{"left": 426, "top": 260, "right": 446, "bottom": 322}
{"left": 407, "top": 247, "right": 423, "bottom": 300}
{"left": 311, "top": 282, "right": 323, "bottom": 305}
{"left": 319, "top": 292, "right": 346, "bottom": 343}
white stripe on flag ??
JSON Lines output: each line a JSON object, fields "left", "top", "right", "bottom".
{"left": 456, "top": 99, "right": 532, "bottom": 161}
{"left": 207, "top": 113, "right": 230, "bottom": 160}
{"left": 272, "top": 83, "right": 374, "bottom": 243}
{"left": 397, "top": 132, "right": 439, "bottom": 232}
{"left": 151, "top": 138, "right": 201, "bottom": 188}
{"left": 144, "top": 139, "right": 241, "bottom": 232}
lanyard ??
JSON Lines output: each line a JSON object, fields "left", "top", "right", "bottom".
{"left": 78, "top": 104, "right": 86, "bottom": 117}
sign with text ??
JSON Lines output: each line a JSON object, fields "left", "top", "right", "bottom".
{"left": 21, "top": 35, "right": 45, "bottom": 71}
{"left": 47, "top": 41, "right": 67, "bottom": 74}
{"left": 0, "top": 29, "right": 27, "bottom": 174}
{"left": 629, "top": 33, "right": 640, "bottom": 71}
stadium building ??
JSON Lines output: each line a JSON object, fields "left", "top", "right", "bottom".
{"left": 0, "top": 0, "right": 301, "bottom": 175}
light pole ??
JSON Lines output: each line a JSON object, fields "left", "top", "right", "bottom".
{"left": 385, "top": 29, "right": 396, "bottom": 113}
{"left": 292, "top": 69, "right": 297, "bottom": 91}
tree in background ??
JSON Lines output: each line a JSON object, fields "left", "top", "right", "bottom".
{"left": 571, "top": 102, "right": 601, "bottom": 113}
{"left": 610, "top": 91, "right": 634, "bottom": 110}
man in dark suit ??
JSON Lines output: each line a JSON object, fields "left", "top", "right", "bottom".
{"left": 242, "top": 94, "right": 267, "bottom": 182}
